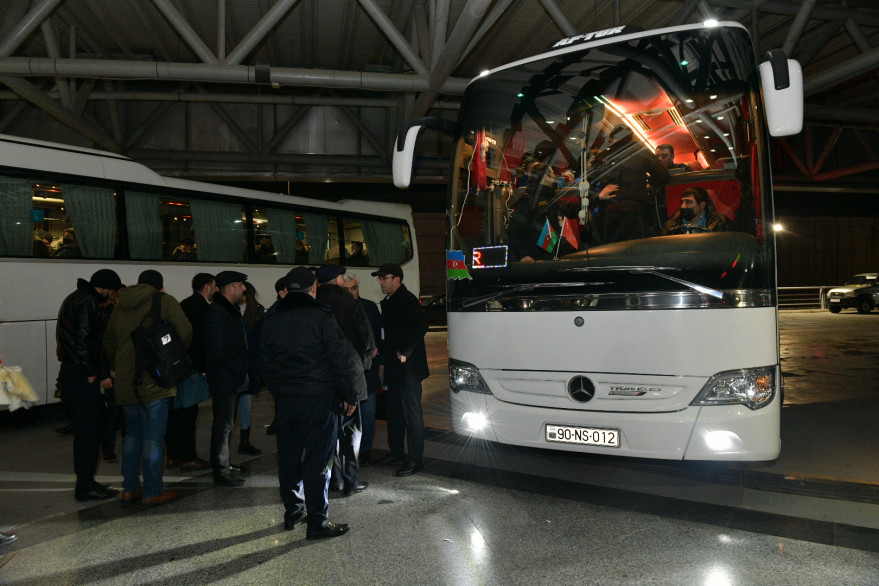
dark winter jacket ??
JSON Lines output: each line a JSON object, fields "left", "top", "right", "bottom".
{"left": 360, "top": 297, "right": 382, "bottom": 394}
{"left": 380, "top": 283, "right": 429, "bottom": 384}
{"left": 260, "top": 292, "right": 363, "bottom": 404}
{"left": 180, "top": 293, "right": 211, "bottom": 372}
{"left": 56, "top": 279, "right": 109, "bottom": 377}
{"left": 316, "top": 283, "right": 376, "bottom": 368}
{"left": 205, "top": 292, "right": 249, "bottom": 396}
{"left": 103, "top": 284, "right": 192, "bottom": 406}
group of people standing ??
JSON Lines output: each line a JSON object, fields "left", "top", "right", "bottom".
{"left": 54, "top": 260, "right": 429, "bottom": 541}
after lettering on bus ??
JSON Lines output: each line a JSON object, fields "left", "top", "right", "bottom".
{"left": 552, "top": 26, "right": 627, "bottom": 49}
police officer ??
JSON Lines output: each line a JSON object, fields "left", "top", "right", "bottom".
{"left": 261, "top": 267, "right": 364, "bottom": 539}
{"left": 371, "top": 263, "right": 429, "bottom": 476}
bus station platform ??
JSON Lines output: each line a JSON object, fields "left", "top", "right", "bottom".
{"left": 1, "top": 310, "right": 878, "bottom": 582}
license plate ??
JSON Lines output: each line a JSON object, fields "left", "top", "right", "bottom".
{"left": 545, "top": 424, "right": 620, "bottom": 447}
{"left": 829, "top": 298, "right": 840, "bottom": 303}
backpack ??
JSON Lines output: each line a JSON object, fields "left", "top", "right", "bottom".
{"left": 131, "top": 293, "right": 192, "bottom": 389}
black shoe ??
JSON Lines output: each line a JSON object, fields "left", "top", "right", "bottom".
{"left": 395, "top": 461, "right": 424, "bottom": 477}
{"left": 213, "top": 474, "right": 245, "bottom": 487}
{"left": 342, "top": 482, "right": 368, "bottom": 497}
{"left": 283, "top": 511, "right": 307, "bottom": 531}
{"left": 238, "top": 429, "right": 263, "bottom": 456}
{"left": 228, "top": 464, "right": 249, "bottom": 476}
{"left": 373, "top": 453, "right": 405, "bottom": 466}
{"left": 103, "top": 451, "right": 118, "bottom": 463}
{"left": 55, "top": 422, "right": 74, "bottom": 435}
{"left": 266, "top": 421, "right": 277, "bottom": 436}
{"left": 75, "top": 483, "right": 120, "bottom": 501}
{"left": 360, "top": 451, "right": 373, "bottom": 467}
{"left": 306, "top": 521, "right": 349, "bottom": 541}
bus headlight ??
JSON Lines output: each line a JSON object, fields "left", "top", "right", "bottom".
{"left": 449, "top": 359, "right": 492, "bottom": 394}
{"left": 690, "top": 367, "right": 776, "bottom": 410}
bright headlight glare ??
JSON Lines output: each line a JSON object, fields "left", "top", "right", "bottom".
{"left": 462, "top": 411, "right": 489, "bottom": 431}
{"left": 449, "top": 359, "right": 492, "bottom": 394}
{"left": 691, "top": 367, "right": 776, "bottom": 410}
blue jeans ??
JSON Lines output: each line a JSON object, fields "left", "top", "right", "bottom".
{"left": 360, "top": 392, "right": 377, "bottom": 453}
{"left": 238, "top": 393, "right": 252, "bottom": 430}
{"left": 122, "top": 398, "right": 171, "bottom": 498}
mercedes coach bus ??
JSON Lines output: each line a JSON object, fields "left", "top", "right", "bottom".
{"left": 393, "top": 22, "right": 802, "bottom": 460}
{"left": 0, "top": 134, "right": 418, "bottom": 406}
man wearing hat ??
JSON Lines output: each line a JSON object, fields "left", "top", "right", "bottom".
{"left": 205, "top": 270, "right": 250, "bottom": 487}
{"left": 316, "top": 265, "right": 375, "bottom": 496}
{"left": 371, "top": 263, "right": 429, "bottom": 476}
{"left": 56, "top": 268, "right": 123, "bottom": 501}
{"left": 103, "top": 269, "right": 192, "bottom": 506}
{"left": 261, "top": 267, "right": 363, "bottom": 539}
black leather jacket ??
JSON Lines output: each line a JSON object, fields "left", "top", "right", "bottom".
{"left": 316, "top": 283, "right": 376, "bottom": 368}
{"left": 56, "top": 278, "right": 108, "bottom": 377}
{"left": 205, "top": 292, "right": 249, "bottom": 395}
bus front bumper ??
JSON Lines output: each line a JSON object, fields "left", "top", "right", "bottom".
{"left": 449, "top": 391, "right": 781, "bottom": 461}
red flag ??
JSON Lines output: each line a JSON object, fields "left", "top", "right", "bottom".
{"left": 561, "top": 217, "right": 579, "bottom": 250}
{"left": 473, "top": 129, "right": 488, "bottom": 190}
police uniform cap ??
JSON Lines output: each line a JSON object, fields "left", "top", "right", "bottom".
{"left": 317, "top": 264, "right": 346, "bottom": 283}
{"left": 215, "top": 270, "right": 248, "bottom": 288}
{"left": 370, "top": 263, "right": 403, "bottom": 279}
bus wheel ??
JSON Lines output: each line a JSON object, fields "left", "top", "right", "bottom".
{"left": 857, "top": 297, "right": 874, "bottom": 314}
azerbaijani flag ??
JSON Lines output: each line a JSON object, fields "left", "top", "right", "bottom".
{"left": 537, "top": 219, "right": 558, "bottom": 252}
{"left": 561, "top": 217, "right": 579, "bottom": 250}
{"left": 446, "top": 250, "right": 472, "bottom": 280}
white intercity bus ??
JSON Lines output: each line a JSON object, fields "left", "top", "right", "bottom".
{"left": 0, "top": 134, "right": 418, "bottom": 406}
{"left": 394, "top": 22, "right": 802, "bottom": 460}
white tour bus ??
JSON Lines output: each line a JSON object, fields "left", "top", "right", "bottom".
{"left": 0, "top": 134, "right": 418, "bottom": 407}
{"left": 394, "top": 22, "right": 802, "bottom": 461}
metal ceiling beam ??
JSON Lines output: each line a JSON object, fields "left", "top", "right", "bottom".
{"left": 128, "top": 149, "right": 390, "bottom": 167}
{"left": 431, "top": 0, "right": 451, "bottom": 69}
{"left": 538, "top": 0, "right": 577, "bottom": 37}
{"left": 40, "top": 19, "right": 73, "bottom": 110}
{"left": 803, "top": 45, "right": 879, "bottom": 95}
{"left": 0, "top": 74, "right": 120, "bottom": 151}
{"left": 0, "top": 90, "right": 401, "bottom": 107}
{"left": 410, "top": 0, "right": 493, "bottom": 118}
{"left": 781, "top": 0, "right": 816, "bottom": 56}
{"left": 0, "top": 0, "right": 64, "bottom": 57}
{"left": 357, "top": 0, "right": 429, "bottom": 76}
{"left": 460, "top": 0, "right": 516, "bottom": 64}
{"left": 224, "top": 0, "right": 301, "bottom": 65}
{"left": 804, "top": 103, "right": 879, "bottom": 124}
{"left": 260, "top": 106, "right": 312, "bottom": 154}
{"left": 0, "top": 57, "right": 471, "bottom": 93}
{"left": 150, "top": 0, "right": 218, "bottom": 65}
{"left": 709, "top": 0, "right": 879, "bottom": 27}
{"left": 413, "top": 2, "right": 431, "bottom": 64}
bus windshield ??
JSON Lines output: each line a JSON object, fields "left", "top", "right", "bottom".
{"left": 449, "top": 26, "right": 773, "bottom": 311}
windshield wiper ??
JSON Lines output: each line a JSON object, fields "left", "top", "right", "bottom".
{"left": 568, "top": 266, "right": 733, "bottom": 303}
{"left": 461, "top": 282, "right": 589, "bottom": 308}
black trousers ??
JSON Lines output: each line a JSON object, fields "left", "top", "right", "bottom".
{"left": 166, "top": 404, "right": 199, "bottom": 462}
{"left": 276, "top": 394, "right": 338, "bottom": 530}
{"left": 331, "top": 407, "right": 362, "bottom": 491}
{"left": 386, "top": 373, "right": 425, "bottom": 462}
{"left": 59, "top": 364, "right": 103, "bottom": 494}
{"left": 210, "top": 393, "right": 238, "bottom": 471}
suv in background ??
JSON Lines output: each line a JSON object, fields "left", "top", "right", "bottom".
{"left": 826, "top": 273, "right": 879, "bottom": 313}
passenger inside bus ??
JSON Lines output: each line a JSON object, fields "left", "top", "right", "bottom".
{"left": 654, "top": 143, "right": 691, "bottom": 173}
{"left": 52, "top": 228, "right": 81, "bottom": 259}
{"left": 171, "top": 237, "right": 198, "bottom": 261}
{"left": 661, "top": 186, "right": 731, "bottom": 235}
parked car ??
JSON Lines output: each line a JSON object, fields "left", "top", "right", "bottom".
{"left": 826, "top": 273, "right": 879, "bottom": 313}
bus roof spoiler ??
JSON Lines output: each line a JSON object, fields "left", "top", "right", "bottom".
{"left": 393, "top": 117, "right": 459, "bottom": 189}
{"left": 759, "top": 49, "right": 803, "bottom": 137}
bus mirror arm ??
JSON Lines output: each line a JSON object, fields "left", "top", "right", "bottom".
{"left": 759, "top": 49, "right": 803, "bottom": 137}
{"left": 393, "top": 118, "right": 459, "bottom": 189}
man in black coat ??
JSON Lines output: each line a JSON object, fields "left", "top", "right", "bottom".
{"left": 168, "top": 272, "right": 216, "bottom": 472}
{"left": 205, "top": 270, "right": 249, "bottom": 487}
{"left": 56, "top": 268, "right": 123, "bottom": 501}
{"left": 261, "top": 267, "right": 364, "bottom": 540}
{"left": 316, "top": 265, "right": 375, "bottom": 496}
{"left": 371, "top": 263, "right": 429, "bottom": 476}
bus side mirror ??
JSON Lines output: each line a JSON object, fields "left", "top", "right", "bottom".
{"left": 759, "top": 50, "right": 803, "bottom": 137}
{"left": 392, "top": 117, "right": 459, "bottom": 189}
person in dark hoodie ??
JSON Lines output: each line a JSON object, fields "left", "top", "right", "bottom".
{"left": 204, "top": 271, "right": 250, "bottom": 487}
{"left": 103, "top": 270, "right": 192, "bottom": 507}
{"left": 261, "top": 266, "right": 364, "bottom": 540}
{"left": 316, "top": 265, "right": 375, "bottom": 496}
{"left": 56, "top": 268, "right": 123, "bottom": 502}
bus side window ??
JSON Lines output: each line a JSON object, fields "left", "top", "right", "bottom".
{"left": 45, "top": 183, "right": 116, "bottom": 259}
